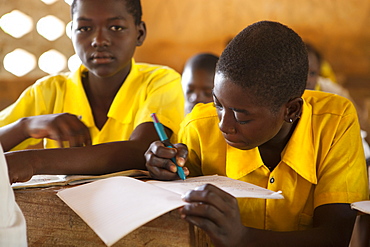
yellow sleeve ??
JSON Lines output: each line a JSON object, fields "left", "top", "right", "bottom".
{"left": 178, "top": 103, "right": 223, "bottom": 177}
{"left": 178, "top": 114, "right": 203, "bottom": 177}
{"left": 0, "top": 75, "right": 67, "bottom": 150}
{"left": 132, "top": 67, "right": 185, "bottom": 139}
{"left": 314, "top": 103, "right": 369, "bottom": 207}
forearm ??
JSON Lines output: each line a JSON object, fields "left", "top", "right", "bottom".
{"left": 0, "top": 118, "right": 29, "bottom": 152}
{"left": 14, "top": 141, "right": 148, "bottom": 175}
{"left": 6, "top": 122, "right": 168, "bottom": 182}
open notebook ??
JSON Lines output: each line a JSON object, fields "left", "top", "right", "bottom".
{"left": 57, "top": 175, "right": 283, "bottom": 246}
{"left": 11, "top": 169, "right": 150, "bottom": 189}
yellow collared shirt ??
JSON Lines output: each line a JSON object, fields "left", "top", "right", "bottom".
{"left": 178, "top": 90, "right": 368, "bottom": 231}
{"left": 0, "top": 60, "right": 184, "bottom": 150}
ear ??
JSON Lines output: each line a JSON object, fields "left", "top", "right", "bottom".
{"left": 136, "top": 21, "right": 147, "bottom": 46}
{"left": 284, "top": 97, "right": 303, "bottom": 123}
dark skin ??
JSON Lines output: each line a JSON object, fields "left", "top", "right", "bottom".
{"left": 182, "top": 66, "right": 215, "bottom": 115}
{"left": 0, "top": 113, "right": 91, "bottom": 151}
{"left": 6, "top": 122, "right": 166, "bottom": 183}
{"left": 145, "top": 72, "right": 357, "bottom": 246}
{"left": 306, "top": 50, "right": 320, "bottom": 90}
{"left": 3, "top": 0, "right": 170, "bottom": 183}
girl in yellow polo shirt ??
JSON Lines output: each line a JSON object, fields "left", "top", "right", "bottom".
{"left": 2, "top": 0, "right": 184, "bottom": 183}
{"left": 145, "top": 21, "right": 368, "bottom": 246}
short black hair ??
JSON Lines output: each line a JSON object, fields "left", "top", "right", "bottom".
{"left": 71, "top": 0, "right": 143, "bottom": 25}
{"left": 216, "top": 21, "right": 308, "bottom": 111}
{"left": 184, "top": 53, "right": 219, "bottom": 74}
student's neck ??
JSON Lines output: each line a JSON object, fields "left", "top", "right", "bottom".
{"left": 87, "top": 74, "right": 124, "bottom": 97}
{"left": 258, "top": 121, "right": 298, "bottom": 170}
{"left": 82, "top": 71, "right": 129, "bottom": 130}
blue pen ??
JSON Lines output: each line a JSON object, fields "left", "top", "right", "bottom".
{"left": 151, "top": 113, "right": 186, "bottom": 180}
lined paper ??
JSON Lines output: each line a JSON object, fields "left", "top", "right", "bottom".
{"left": 57, "top": 175, "right": 283, "bottom": 246}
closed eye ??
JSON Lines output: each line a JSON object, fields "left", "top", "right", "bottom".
{"left": 236, "top": 119, "right": 251, "bottom": 125}
{"left": 234, "top": 111, "right": 252, "bottom": 125}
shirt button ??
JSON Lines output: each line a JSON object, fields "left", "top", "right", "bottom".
{"left": 270, "top": 177, "right": 275, "bottom": 183}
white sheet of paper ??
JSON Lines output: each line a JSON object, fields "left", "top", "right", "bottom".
{"left": 351, "top": 200, "right": 370, "bottom": 214}
{"left": 57, "top": 175, "right": 283, "bottom": 246}
{"left": 148, "top": 175, "right": 283, "bottom": 199}
{"left": 57, "top": 176, "right": 186, "bottom": 247}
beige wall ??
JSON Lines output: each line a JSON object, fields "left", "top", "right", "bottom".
{"left": 137, "top": 0, "right": 370, "bottom": 81}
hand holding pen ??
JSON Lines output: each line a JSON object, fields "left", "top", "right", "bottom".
{"left": 145, "top": 113, "right": 188, "bottom": 180}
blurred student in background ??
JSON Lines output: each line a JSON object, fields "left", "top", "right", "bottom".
{"left": 305, "top": 43, "right": 351, "bottom": 97}
{"left": 181, "top": 53, "right": 218, "bottom": 114}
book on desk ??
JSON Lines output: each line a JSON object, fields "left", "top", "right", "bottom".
{"left": 56, "top": 174, "right": 284, "bottom": 247}
{"left": 11, "top": 169, "right": 150, "bottom": 189}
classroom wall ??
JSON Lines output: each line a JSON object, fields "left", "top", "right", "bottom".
{"left": 1, "top": 0, "right": 370, "bottom": 130}
{"left": 136, "top": 0, "right": 370, "bottom": 134}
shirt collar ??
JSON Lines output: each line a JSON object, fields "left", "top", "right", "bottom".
{"left": 108, "top": 59, "right": 138, "bottom": 124}
{"left": 65, "top": 59, "right": 138, "bottom": 127}
{"left": 226, "top": 98, "right": 317, "bottom": 184}
{"left": 281, "top": 98, "right": 317, "bottom": 184}
{"left": 64, "top": 65, "right": 95, "bottom": 128}
{"left": 226, "top": 145, "right": 264, "bottom": 179}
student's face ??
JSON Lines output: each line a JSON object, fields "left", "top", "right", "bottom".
{"left": 213, "top": 73, "right": 287, "bottom": 150}
{"left": 182, "top": 68, "right": 214, "bottom": 114}
{"left": 71, "top": 0, "right": 146, "bottom": 78}
{"left": 306, "top": 51, "right": 320, "bottom": 90}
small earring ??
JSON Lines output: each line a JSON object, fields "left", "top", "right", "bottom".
{"left": 289, "top": 118, "right": 293, "bottom": 123}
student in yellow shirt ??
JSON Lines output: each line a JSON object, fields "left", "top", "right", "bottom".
{"left": 181, "top": 53, "right": 219, "bottom": 114}
{"left": 145, "top": 21, "right": 368, "bottom": 246}
{"left": 2, "top": 0, "right": 184, "bottom": 183}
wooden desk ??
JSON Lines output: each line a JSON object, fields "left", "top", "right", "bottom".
{"left": 14, "top": 186, "right": 210, "bottom": 247}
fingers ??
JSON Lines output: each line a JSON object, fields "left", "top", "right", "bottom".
{"left": 180, "top": 185, "right": 246, "bottom": 246}
{"left": 180, "top": 203, "right": 222, "bottom": 238}
{"left": 182, "top": 184, "right": 237, "bottom": 224}
{"left": 185, "top": 184, "right": 236, "bottom": 206}
{"left": 145, "top": 141, "right": 178, "bottom": 180}
{"left": 6, "top": 152, "right": 34, "bottom": 183}
{"left": 56, "top": 116, "right": 92, "bottom": 147}
{"left": 26, "top": 113, "right": 92, "bottom": 147}
{"left": 173, "top": 143, "right": 188, "bottom": 167}
{"left": 145, "top": 141, "right": 188, "bottom": 180}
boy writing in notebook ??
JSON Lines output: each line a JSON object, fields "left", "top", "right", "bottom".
{"left": 1, "top": 0, "right": 184, "bottom": 183}
{"left": 145, "top": 21, "right": 368, "bottom": 246}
